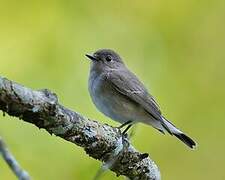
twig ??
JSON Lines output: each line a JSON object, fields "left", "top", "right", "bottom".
{"left": 0, "top": 137, "right": 30, "bottom": 180}
{"left": 0, "top": 76, "right": 161, "bottom": 180}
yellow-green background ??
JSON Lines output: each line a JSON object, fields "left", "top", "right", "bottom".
{"left": 0, "top": 0, "right": 224, "bottom": 179}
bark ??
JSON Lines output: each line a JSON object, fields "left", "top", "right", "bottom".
{"left": 0, "top": 76, "right": 160, "bottom": 180}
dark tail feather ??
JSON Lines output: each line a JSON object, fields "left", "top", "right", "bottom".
{"left": 161, "top": 117, "right": 197, "bottom": 149}
{"left": 174, "top": 133, "right": 196, "bottom": 149}
{"left": 161, "top": 121, "right": 173, "bottom": 135}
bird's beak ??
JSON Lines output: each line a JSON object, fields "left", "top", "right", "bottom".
{"left": 85, "top": 54, "right": 98, "bottom": 61}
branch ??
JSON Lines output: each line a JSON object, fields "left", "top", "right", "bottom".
{"left": 0, "top": 137, "right": 30, "bottom": 180}
{"left": 0, "top": 76, "right": 161, "bottom": 180}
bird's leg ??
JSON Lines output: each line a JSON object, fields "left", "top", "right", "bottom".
{"left": 118, "top": 120, "right": 132, "bottom": 129}
{"left": 118, "top": 121, "right": 133, "bottom": 135}
{"left": 122, "top": 124, "right": 133, "bottom": 135}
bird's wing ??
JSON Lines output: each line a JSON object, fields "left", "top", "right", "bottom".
{"left": 106, "top": 69, "right": 163, "bottom": 121}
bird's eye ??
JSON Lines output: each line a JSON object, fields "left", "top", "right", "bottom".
{"left": 105, "top": 55, "right": 112, "bottom": 62}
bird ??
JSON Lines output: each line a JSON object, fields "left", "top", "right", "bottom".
{"left": 86, "top": 49, "right": 196, "bottom": 149}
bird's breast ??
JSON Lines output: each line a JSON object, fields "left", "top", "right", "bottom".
{"left": 89, "top": 72, "right": 117, "bottom": 119}
{"left": 88, "top": 71, "right": 149, "bottom": 123}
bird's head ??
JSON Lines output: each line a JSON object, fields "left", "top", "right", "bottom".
{"left": 86, "top": 49, "right": 124, "bottom": 70}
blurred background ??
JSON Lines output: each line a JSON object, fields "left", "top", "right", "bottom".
{"left": 0, "top": 0, "right": 224, "bottom": 179}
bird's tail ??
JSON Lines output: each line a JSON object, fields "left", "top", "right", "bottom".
{"left": 161, "top": 117, "right": 196, "bottom": 149}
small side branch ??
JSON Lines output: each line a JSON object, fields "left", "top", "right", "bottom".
{"left": 0, "top": 137, "right": 30, "bottom": 180}
{"left": 0, "top": 76, "right": 160, "bottom": 180}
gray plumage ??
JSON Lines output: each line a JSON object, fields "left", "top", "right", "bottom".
{"left": 86, "top": 49, "right": 196, "bottom": 149}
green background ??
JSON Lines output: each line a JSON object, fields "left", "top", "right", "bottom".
{"left": 0, "top": 0, "right": 224, "bottom": 179}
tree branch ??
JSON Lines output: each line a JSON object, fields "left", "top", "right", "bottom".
{"left": 0, "top": 76, "right": 161, "bottom": 180}
{"left": 0, "top": 137, "right": 30, "bottom": 180}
